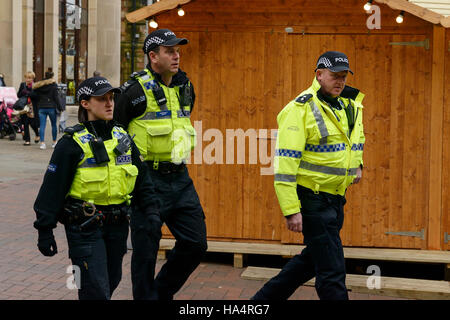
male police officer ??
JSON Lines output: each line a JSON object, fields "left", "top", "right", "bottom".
{"left": 252, "top": 51, "right": 365, "bottom": 300}
{"left": 114, "top": 29, "right": 207, "bottom": 300}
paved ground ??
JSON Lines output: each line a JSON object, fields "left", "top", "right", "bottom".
{"left": 0, "top": 110, "right": 407, "bottom": 300}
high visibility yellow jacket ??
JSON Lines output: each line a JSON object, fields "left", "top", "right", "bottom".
{"left": 127, "top": 69, "right": 196, "bottom": 164}
{"left": 67, "top": 125, "right": 138, "bottom": 205}
{"left": 274, "top": 77, "right": 365, "bottom": 216}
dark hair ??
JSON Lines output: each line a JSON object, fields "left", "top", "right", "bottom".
{"left": 44, "top": 71, "right": 54, "bottom": 79}
{"left": 78, "top": 99, "right": 90, "bottom": 122}
{"left": 150, "top": 46, "right": 160, "bottom": 54}
{"left": 147, "top": 46, "right": 160, "bottom": 62}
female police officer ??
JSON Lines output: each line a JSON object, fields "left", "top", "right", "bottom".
{"left": 33, "top": 77, "right": 161, "bottom": 300}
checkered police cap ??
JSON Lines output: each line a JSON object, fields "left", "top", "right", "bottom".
{"left": 76, "top": 77, "right": 121, "bottom": 102}
{"left": 143, "top": 28, "right": 189, "bottom": 54}
{"left": 315, "top": 51, "right": 353, "bottom": 75}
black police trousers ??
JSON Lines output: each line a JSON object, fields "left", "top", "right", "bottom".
{"left": 130, "top": 166, "right": 207, "bottom": 300}
{"left": 64, "top": 221, "right": 129, "bottom": 300}
{"left": 252, "top": 185, "right": 348, "bottom": 300}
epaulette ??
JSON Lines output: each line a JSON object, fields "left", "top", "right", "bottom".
{"left": 64, "top": 124, "right": 85, "bottom": 136}
{"left": 295, "top": 93, "right": 313, "bottom": 104}
{"left": 119, "top": 79, "right": 137, "bottom": 93}
{"left": 130, "top": 70, "right": 148, "bottom": 80}
{"left": 111, "top": 121, "right": 125, "bottom": 129}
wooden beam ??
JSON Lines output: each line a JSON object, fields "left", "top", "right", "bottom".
{"left": 375, "top": 0, "right": 445, "bottom": 26}
{"left": 441, "top": 16, "right": 450, "bottom": 28}
{"left": 126, "top": 0, "right": 192, "bottom": 23}
{"left": 159, "top": 239, "right": 450, "bottom": 263}
{"left": 241, "top": 266, "right": 450, "bottom": 300}
{"left": 233, "top": 253, "right": 245, "bottom": 268}
{"left": 428, "top": 25, "right": 446, "bottom": 250}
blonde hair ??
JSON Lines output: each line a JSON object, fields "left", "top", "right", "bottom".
{"left": 24, "top": 71, "right": 35, "bottom": 79}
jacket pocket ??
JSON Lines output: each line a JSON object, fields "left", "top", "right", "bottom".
{"left": 147, "top": 125, "right": 173, "bottom": 154}
{"left": 120, "top": 165, "right": 138, "bottom": 195}
{"left": 184, "top": 124, "right": 197, "bottom": 149}
{"left": 80, "top": 169, "right": 108, "bottom": 200}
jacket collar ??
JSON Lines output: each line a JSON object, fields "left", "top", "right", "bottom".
{"left": 32, "top": 78, "right": 56, "bottom": 90}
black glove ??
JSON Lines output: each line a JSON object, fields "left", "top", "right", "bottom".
{"left": 37, "top": 229, "right": 58, "bottom": 257}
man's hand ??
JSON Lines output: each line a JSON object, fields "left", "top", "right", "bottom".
{"left": 286, "top": 212, "right": 302, "bottom": 233}
{"left": 353, "top": 166, "right": 363, "bottom": 184}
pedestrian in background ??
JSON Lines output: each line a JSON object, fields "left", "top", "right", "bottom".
{"left": 33, "top": 76, "right": 161, "bottom": 300}
{"left": 33, "top": 70, "right": 62, "bottom": 149}
{"left": 252, "top": 51, "right": 365, "bottom": 300}
{"left": 0, "top": 73, "right": 6, "bottom": 87}
{"left": 17, "top": 71, "right": 39, "bottom": 145}
{"left": 114, "top": 28, "right": 207, "bottom": 300}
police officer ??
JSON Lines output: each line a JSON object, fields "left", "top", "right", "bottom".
{"left": 114, "top": 29, "right": 207, "bottom": 300}
{"left": 33, "top": 77, "right": 161, "bottom": 300}
{"left": 252, "top": 51, "right": 365, "bottom": 300}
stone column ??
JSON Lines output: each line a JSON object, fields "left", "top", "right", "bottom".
{"left": 44, "top": 0, "right": 59, "bottom": 78}
{"left": 0, "top": 1, "right": 23, "bottom": 89}
{"left": 87, "top": 0, "right": 98, "bottom": 78}
{"left": 93, "top": 0, "right": 121, "bottom": 86}
{"left": 22, "top": 0, "right": 34, "bottom": 78}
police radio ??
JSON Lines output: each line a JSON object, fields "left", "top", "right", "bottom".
{"left": 89, "top": 137, "right": 110, "bottom": 164}
{"left": 152, "top": 86, "right": 167, "bottom": 107}
{"left": 114, "top": 134, "right": 135, "bottom": 155}
{"left": 86, "top": 123, "right": 110, "bottom": 164}
{"left": 178, "top": 83, "right": 192, "bottom": 106}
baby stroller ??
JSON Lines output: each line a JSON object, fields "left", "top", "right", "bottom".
{"left": 0, "top": 87, "right": 20, "bottom": 140}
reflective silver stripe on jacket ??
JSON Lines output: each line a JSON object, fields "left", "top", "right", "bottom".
{"left": 140, "top": 111, "right": 172, "bottom": 120}
{"left": 274, "top": 174, "right": 297, "bottom": 182}
{"left": 177, "top": 110, "right": 191, "bottom": 118}
{"left": 308, "top": 100, "right": 329, "bottom": 145}
{"left": 300, "top": 160, "right": 358, "bottom": 176}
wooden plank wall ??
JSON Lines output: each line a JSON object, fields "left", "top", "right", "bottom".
{"left": 150, "top": 0, "right": 446, "bottom": 249}
{"left": 443, "top": 28, "right": 450, "bottom": 251}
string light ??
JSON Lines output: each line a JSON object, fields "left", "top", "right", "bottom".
{"left": 396, "top": 11, "right": 404, "bottom": 23}
{"left": 364, "top": 0, "right": 373, "bottom": 11}
{"left": 177, "top": 5, "right": 185, "bottom": 17}
{"left": 149, "top": 17, "right": 158, "bottom": 28}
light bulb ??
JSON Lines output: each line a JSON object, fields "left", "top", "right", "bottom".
{"left": 149, "top": 18, "right": 158, "bottom": 29}
{"left": 364, "top": 1, "right": 372, "bottom": 11}
{"left": 177, "top": 7, "right": 185, "bottom": 16}
{"left": 396, "top": 12, "right": 404, "bottom": 23}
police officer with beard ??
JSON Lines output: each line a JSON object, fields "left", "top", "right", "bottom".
{"left": 114, "top": 29, "right": 207, "bottom": 300}
{"left": 33, "top": 77, "right": 161, "bottom": 300}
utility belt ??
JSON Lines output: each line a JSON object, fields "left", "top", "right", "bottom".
{"left": 59, "top": 197, "right": 131, "bottom": 230}
{"left": 146, "top": 160, "right": 186, "bottom": 174}
{"left": 297, "top": 185, "right": 346, "bottom": 206}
